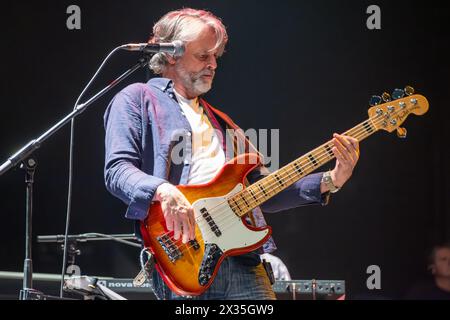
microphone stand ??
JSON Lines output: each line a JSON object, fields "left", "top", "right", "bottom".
{"left": 36, "top": 233, "right": 140, "bottom": 300}
{"left": 0, "top": 53, "right": 151, "bottom": 300}
{"left": 37, "top": 233, "right": 140, "bottom": 275}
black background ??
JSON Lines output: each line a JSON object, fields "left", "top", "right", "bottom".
{"left": 0, "top": 0, "right": 449, "bottom": 299}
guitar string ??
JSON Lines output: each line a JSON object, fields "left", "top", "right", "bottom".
{"left": 162, "top": 118, "right": 377, "bottom": 254}
{"left": 170, "top": 116, "right": 373, "bottom": 233}
{"left": 157, "top": 104, "right": 413, "bottom": 254}
{"left": 161, "top": 107, "right": 400, "bottom": 254}
{"left": 159, "top": 116, "right": 375, "bottom": 248}
{"left": 167, "top": 127, "right": 367, "bottom": 253}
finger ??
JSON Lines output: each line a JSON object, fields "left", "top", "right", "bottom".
{"left": 351, "top": 139, "right": 360, "bottom": 158}
{"left": 336, "top": 134, "right": 358, "bottom": 164}
{"left": 333, "top": 137, "right": 351, "bottom": 163}
{"left": 334, "top": 134, "right": 355, "bottom": 153}
{"left": 350, "top": 146, "right": 359, "bottom": 164}
{"left": 332, "top": 146, "right": 345, "bottom": 164}
{"left": 348, "top": 136, "right": 359, "bottom": 149}
{"left": 173, "top": 216, "right": 181, "bottom": 241}
{"left": 344, "top": 136, "right": 360, "bottom": 158}
{"left": 334, "top": 145, "right": 357, "bottom": 171}
{"left": 188, "top": 208, "right": 196, "bottom": 240}
{"left": 181, "top": 219, "right": 190, "bottom": 244}
{"left": 340, "top": 135, "right": 360, "bottom": 157}
{"left": 164, "top": 211, "right": 174, "bottom": 232}
{"left": 340, "top": 136, "right": 359, "bottom": 164}
{"left": 165, "top": 219, "right": 174, "bottom": 232}
{"left": 342, "top": 142, "right": 357, "bottom": 164}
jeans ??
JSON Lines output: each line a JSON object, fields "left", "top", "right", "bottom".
{"left": 151, "top": 252, "right": 276, "bottom": 300}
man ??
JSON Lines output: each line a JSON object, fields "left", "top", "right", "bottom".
{"left": 104, "top": 8, "right": 360, "bottom": 300}
{"left": 404, "top": 244, "right": 450, "bottom": 300}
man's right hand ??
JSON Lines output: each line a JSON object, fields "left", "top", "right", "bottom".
{"left": 154, "top": 183, "right": 196, "bottom": 243}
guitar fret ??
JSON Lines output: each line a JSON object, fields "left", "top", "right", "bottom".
{"left": 230, "top": 197, "right": 242, "bottom": 212}
{"left": 241, "top": 194, "right": 249, "bottom": 208}
{"left": 228, "top": 198, "right": 235, "bottom": 210}
{"left": 270, "top": 175, "right": 282, "bottom": 191}
{"left": 258, "top": 184, "right": 268, "bottom": 198}
{"left": 248, "top": 188, "right": 258, "bottom": 202}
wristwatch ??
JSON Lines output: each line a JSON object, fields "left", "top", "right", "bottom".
{"left": 322, "top": 171, "right": 340, "bottom": 193}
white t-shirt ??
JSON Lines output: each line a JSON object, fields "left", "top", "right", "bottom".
{"left": 174, "top": 90, "right": 226, "bottom": 185}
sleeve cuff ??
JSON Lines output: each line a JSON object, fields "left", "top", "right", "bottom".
{"left": 297, "top": 172, "right": 331, "bottom": 206}
{"left": 125, "top": 175, "right": 168, "bottom": 220}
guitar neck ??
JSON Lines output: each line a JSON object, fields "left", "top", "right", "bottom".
{"left": 229, "top": 118, "right": 379, "bottom": 217}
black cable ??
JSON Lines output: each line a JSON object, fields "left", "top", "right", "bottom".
{"left": 60, "top": 46, "right": 124, "bottom": 298}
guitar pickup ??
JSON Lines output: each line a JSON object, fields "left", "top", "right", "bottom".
{"left": 200, "top": 208, "right": 222, "bottom": 237}
{"left": 188, "top": 239, "right": 200, "bottom": 250}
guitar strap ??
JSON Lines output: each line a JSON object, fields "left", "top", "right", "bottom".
{"left": 200, "top": 98, "right": 260, "bottom": 227}
{"left": 200, "top": 98, "right": 263, "bottom": 159}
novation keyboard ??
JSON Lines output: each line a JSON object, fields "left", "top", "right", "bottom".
{"left": 0, "top": 271, "right": 345, "bottom": 300}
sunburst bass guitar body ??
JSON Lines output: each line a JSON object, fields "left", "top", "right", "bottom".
{"left": 140, "top": 153, "right": 270, "bottom": 296}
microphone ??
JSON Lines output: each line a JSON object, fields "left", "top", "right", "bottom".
{"left": 120, "top": 40, "right": 185, "bottom": 57}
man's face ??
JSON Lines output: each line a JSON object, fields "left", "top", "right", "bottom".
{"left": 172, "top": 25, "right": 219, "bottom": 98}
{"left": 432, "top": 248, "right": 450, "bottom": 278}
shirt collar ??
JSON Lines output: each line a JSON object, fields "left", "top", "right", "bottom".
{"left": 147, "top": 77, "right": 174, "bottom": 95}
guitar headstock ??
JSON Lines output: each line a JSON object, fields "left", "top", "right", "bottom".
{"left": 367, "top": 86, "right": 429, "bottom": 137}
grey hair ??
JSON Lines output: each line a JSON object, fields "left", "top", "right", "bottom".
{"left": 148, "top": 8, "right": 228, "bottom": 74}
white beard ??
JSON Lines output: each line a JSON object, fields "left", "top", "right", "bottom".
{"left": 175, "top": 64, "right": 213, "bottom": 97}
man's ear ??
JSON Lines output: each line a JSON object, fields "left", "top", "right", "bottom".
{"left": 428, "top": 264, "right": 436, "bottom": 275}
{"left": 166, "top": 54, "right": 177, "bottom": 65}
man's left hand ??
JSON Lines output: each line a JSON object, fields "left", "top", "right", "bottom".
{"left": 329, "top": 133, "right": 360, "bottom": 188}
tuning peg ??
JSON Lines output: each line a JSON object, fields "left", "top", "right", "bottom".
{"left": 397, "top": 127, "right": 407, "bottom": 139}
{"left": 392, "top": 88, "right": 405, "bottom": 100}
{"left": 381, "top": 92, "right": 391, "bottom": 102}
{"left": 404, "top": 85, "right": 415, "bottom": 96}
{"left": 369, "top": 95, "right": 382, "bottom": 107}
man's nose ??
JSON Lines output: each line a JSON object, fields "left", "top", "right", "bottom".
{"left": 207, "top": 55, "right": 217, "bottom": 70}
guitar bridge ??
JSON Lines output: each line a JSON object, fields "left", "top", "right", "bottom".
{"left": 157, "top": 234, "right": 183, "bottom": 263}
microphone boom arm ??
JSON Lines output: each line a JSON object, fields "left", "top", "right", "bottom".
{"left": 0, "top": 54, "right": 150, "bottom": 176}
